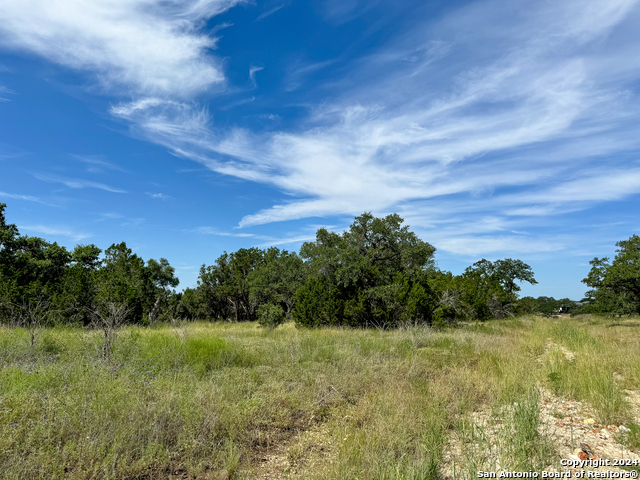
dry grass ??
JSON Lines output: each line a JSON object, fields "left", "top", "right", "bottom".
{"left": 0, "top": 315, "right": 639, "bottom": 479}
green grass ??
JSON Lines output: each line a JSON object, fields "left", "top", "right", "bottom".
{"left": 0, "top": 315, "right": 639, "bottom": 479}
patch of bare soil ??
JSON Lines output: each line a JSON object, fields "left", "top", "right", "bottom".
{"left": 441, "top": 341, "right": 640, "bottom": 480}
{"left": 246, "top": 387, "right": 346, "bottom": 479}
{"left": 248, "top": 423, "right": 336, "bottom": 479}
{"left": 441, "top": 386, "right": 640, "bottom": 480}
{"left": 538, "top": 387, "right": 639, "bottom": 469}
{"left": 536, "top": 338, "right": 575, "bottom": 363}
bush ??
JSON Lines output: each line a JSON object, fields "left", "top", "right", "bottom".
{"left": 293, "top": 277, "right": 345, "bottom": 327}
{"left": 257, "top": 303, "right": 286, "bottom": 329}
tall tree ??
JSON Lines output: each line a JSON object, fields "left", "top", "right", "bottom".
{"left": 461, "top": 258, "right": 537, "bottom": 320}
{"left": 0, "top": 203, "right": 72, "bottom": 322}
{"left": 248, "top": 248, "right": 305, "bottom": 315}
{"left": 96, "top": 242, "right": 154, "bottom": 323}
{"left": 146, "top": 258, "right": 179, "bottom": 323}
{"left": 583, "top": 235, "right": 640, "bottom": 314}
{"left": 199, "top": 248, "right": 265, "bottom": 321}
{"left": 58, "top": 244, "right": 102, "bottom": 324}
{"left": 295, "top": 213, "right": 437, "bottom": 327}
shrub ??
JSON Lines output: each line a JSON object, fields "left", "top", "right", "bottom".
{"left": 293, "top": 277, "right": 345, "bottom": 327}
{"left": 257, "top": 303, "right": 286, "bottom": 329}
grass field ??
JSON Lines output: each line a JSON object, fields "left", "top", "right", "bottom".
{"left": 1, "top": 316, "right": 639, "bottom": 479}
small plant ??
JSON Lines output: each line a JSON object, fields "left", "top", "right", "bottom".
{"left": 257, "top": 303, "right": 286, "bottom": 329}
{"left": 619, "top": 422, "right": 640, "bottom": 450}
{"left": 10, "top": 296, "right": 51, "bottom": 351}
{"left": 508, "top": 388, "right": 556, "bottom": 471}
{"left": 90, "top": 301, "right": 129, "bottom": 361}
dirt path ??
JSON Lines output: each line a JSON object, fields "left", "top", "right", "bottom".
{"left": 248, "top": 423, "right": 336, "bottom": 479}
{"left": 441, "top": 339, "right": 640, "bottom": 480}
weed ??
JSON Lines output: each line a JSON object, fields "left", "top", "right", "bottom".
{"left": 619, "top": 422, "right": 640, "bottom": 450}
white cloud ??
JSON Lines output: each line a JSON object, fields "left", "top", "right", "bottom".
{"left": 120, "top": 218, "right": 145, "bottom": 227}
{"left": 147, "top": 192, "right": 172, "bottom": 200}
{"left": 19, "top": 224, "right": 92, "bottom": 241}
{"left": 34, "top": 174, "right": 127, "bottom": 193}
{"left": 96, "top": 0, "right": 640, "bottom": 234}
{"left": 191, "top": 226, "right": 317, "bottom": 249}
{"left": 97, "top": 212, "right": 124, "bottom": 221}
{"left": 249, "top": 66, "right": 264, "bottom": 86}
{"left": 4, "top": 0, "right": 640, "bottom": 258}
{"left": 255, "top": 233, "right": 317, "bottom": 247}
{"left": 193, "top": 226, "right": 255, "bottom": 237}
{"left": 0, "top": 85, "right": 15, "bottom": 101}
{"left": 71, "top": 154, "right": 127, "bottom": 173}
{"left": 434, "top": 235, "right": 564, "bottom": 256}
{"left": 0, "top": 191, "right": 46, "bottom": 204}
{"left": 256, "top": 2, "right": 289, "bottom": 21}
{"left": 0, "top": 0, "right": 244, "bottom": 96}
{"left": 504, "top": 168, "right": 640, "bottom": 205}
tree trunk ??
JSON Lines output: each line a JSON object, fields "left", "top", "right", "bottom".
{"left": 228, "top": 299, "right": 238, "bottom": 322}
{"left": 148, "top": 295, "right": 162, "bottom": 324}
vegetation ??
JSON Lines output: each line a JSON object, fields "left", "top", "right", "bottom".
{"left": 583, "top": 234, "right": 640, "bottom": 315}
{"left": 6, "top": 201, "right": 640, "bottom": 326}
{"left": 2, "top": 203, "right": 640, "bottom": 478}
{"left": 1, "top": 204, "right": 541, "bottom": 328}
{"left": 1, "top": 316, "right": 639, "bottom": 479}
{"left": 515, "top": 296, "right": 579, "bottom": 316}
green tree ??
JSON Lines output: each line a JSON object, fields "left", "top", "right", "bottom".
{"left": 295, "top": 213, "right": 437, "bottom": 327}
{"left": 257, "top": 303, "right": 286, "bottom": 329}
{"left": 146, "top": 258, "right": 179, "bottom": 323}
{"left": 58, "top": 244, "right": 103, "bottom": 325}
{"left": 583, "top": 235, "right": 640, "bottom": 314}
{"left": 0, "top": 203, "right": 73, "bottom": 323}
{"left": 175, "top": 287, "right": 208, "bottom": 321}
{"left": 248, "top": 248, "right": 305, "bottom": 317}
{"left": 199, "top": 248, "right": 265, "bottom": 321}
{"left": 427, "top": 270, "right": 472, "bottom": 324}
{"left": 294, "top": 276, "right": 345, "bottom": 327}
{"left": 460, "top": 258, "right": 537, "bottom": 320}
{"left": 96, "top": 242, "right": 155, "bottom": 323}
{"left": 494, "top": 259, "right": 538, "bottom": 298}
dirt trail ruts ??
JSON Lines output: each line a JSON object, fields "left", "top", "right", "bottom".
{"left": 442, "top": 338, "right": 640, "bottom": 480}
{"left": 249, "top": 423, "right": 335, "bottom": 479}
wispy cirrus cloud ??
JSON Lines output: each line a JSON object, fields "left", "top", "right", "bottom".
{"left": 71, "top": 154, "right": 128, "bottom": 173}
{"left": 34, "top": 173, "right": 127, "bottom": 193}
{"left": 100, "top": 0, "right": 640, "bottom": 241}
{"left": 0, "top": 142, "right": 27, "bottom": 160}
{"left": 0, "top": 85, "right": 15, "bottom": 101}
{"left": 19, "top": 224, "right": 92, "bottom": 241}
{"left": 0, "top": 0, "right": 244, "bottom": 96}
{"left": 255, "top": 233, "right": 318, "bottom": 248}
{"left": 192, "top": 226, "right": 255, "bottom": 238}
{"left": 191, "top": 226, "right": 316, "bottom": 248}
{"left": 96, "top": 212, "right": 124, "bottom": 221}
{"left": 248, "top": 66, "right": 264, "bottom": 87}
{"left": 0, "top": 191, "right": 47, "bottom": 204}
{"left": 256, "top": 2, "right": 290, "bottom": 21}
{"left": 3, "top": 0, "right": 640, "bottom": 261}
{"left": 434, "top": 235, "right": 565, "bottom": 257}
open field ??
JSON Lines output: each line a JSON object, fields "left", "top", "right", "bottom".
{"left": 1, "top": 316, "right": 639, "bottom": 479}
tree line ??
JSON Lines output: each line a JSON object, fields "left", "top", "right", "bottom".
{"left": 581, "top": 234, "right": 640, "bottom": 315}
{"left": 2, "top": 202, "right": 636, "bottom": 329}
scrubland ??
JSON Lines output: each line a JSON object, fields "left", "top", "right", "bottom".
{"left": 1, "top": 316, "right": 639, "bottom": 479}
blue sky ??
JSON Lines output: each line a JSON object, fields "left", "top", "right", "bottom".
{"left": 1, "top": 0, "right": 640, "bottom": 299}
